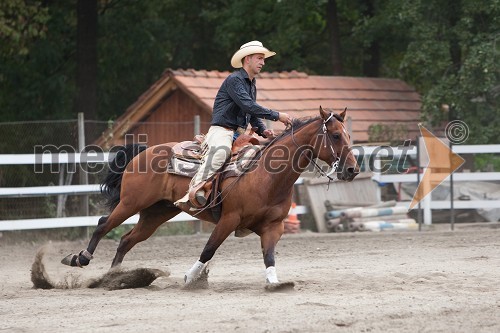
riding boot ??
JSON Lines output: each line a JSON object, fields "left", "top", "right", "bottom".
{"left": 174, "top": 183, "right": 207, "bottom": 208}
{"left": 194, "top": 189, "right": 207, "bottom": 206}
{"left": 187, "top": 181, "right": 209, "bottom": 208}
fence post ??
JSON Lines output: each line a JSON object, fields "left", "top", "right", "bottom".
{"left": 417, "top": 136, "right": 422, "bottom": 231}
{"left": 78, "top": 113, "right": 89, "bottom": 216}
{"left": 450, "top": 140, "right": 455, "bottom": 230}
{"left": 194, "top": 115, "right": 200, "bottom": 137}
{"left": 56, "top": 167, "right": 65, "bottom": 217}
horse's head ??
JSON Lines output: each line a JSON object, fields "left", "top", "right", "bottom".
{"left": 315, "top": 106, "right": 359, "bottom": 181}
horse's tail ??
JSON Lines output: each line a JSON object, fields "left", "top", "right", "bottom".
{"left": 101, "top": 144, "right": 147, "bottom": 210}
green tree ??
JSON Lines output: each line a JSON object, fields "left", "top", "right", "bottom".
{"left": 0, "top": 1, "right": 75, "bottom": 121}
{"left": 0, "top": 0, "right": 49, "bottom": 56}
{"left": 74, "top": 0, "right": 97, "bottom": 120}
{"left": 396, "top": 0, "right": 500, "bottom": 143}
{"left": 97, "top": 0, "right": 227, "bottom": 119}
{"left": 0, "top": 0, "right": 498, "bottom": 146}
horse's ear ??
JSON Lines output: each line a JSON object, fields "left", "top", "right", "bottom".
{"left": 319, "top": 106, "right": 329, "bottom": 120}
{"left": 339, "top": 107, "right": 347, "bottom": 121}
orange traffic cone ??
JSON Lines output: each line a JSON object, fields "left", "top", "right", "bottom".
{"left": 284, "top": 202, "right": 301, "bottom": 234}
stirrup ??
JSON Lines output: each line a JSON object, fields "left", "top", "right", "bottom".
{"left": 188, "top": 182, "right": 209, "bottom": 208}
{"left": 195, "top": 190, "right": 207, "bottom": 206}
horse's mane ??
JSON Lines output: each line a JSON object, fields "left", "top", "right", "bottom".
{"left": 261, "top": 116, "right": 318, "bottom": 147}
{"left": 240, "top": 112, "right": 344, "bottom": 175}
{"left": 263, "top": 112, "right": 344, "bottom": 147}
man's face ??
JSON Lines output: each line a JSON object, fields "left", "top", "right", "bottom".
{"left": 246, "top": 53, "right": 266, "bottom": 74}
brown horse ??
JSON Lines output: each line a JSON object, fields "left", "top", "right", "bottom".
{"left": 62, "top": 106, "right": 359, "bottom": 287}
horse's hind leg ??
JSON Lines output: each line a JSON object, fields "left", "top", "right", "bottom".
{"left": 111, "top": 203, "right": 181, "bottom": 267}
{"left": 61, "top": 200, "right": 138, "bottom": 267}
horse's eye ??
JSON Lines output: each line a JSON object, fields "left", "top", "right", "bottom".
{"left": 332, "top": 133, "right": 341, "bottom": 140}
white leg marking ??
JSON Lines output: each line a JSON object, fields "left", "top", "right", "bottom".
{"left": 184, "top": 260, "right": 205, "bottom": 284}
{"left": 265, "top": 266, "right": 279, "bottom": 284}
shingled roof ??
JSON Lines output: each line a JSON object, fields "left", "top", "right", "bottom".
{"left": 109, "top": 68, "right": 421, "bottom": 143}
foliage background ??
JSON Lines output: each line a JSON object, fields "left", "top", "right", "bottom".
{"left": 0, "top": 0, "right": 499, "bottom": 143}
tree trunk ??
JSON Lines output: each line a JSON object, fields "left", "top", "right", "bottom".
{"left": 363, "top": 42, "right": 380, "bottom": 77}
{"left": 326, "top": 0, "right": 343, "bottom": 75}
{"left": 361, "top": 0, "right": 380, "bottom": 77}
{"left": 447, "top": 0, "right": 461, "bottom": 71}
{"left": 74, "top": 0, "right": 97, "bottom": 120}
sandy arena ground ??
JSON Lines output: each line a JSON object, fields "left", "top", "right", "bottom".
{"left": 1, "top": 224, "right": 499, "bottom": 333}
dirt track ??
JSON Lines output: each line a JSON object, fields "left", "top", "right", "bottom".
{"left": 1, "top": 224, "right": 499, "bottom": 333}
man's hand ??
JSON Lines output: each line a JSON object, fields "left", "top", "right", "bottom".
{"left": 262, "top": 129, "right": 275, "bottom": 138}
{"left": 278, "top": 112, "right": 292, "bottom": 126}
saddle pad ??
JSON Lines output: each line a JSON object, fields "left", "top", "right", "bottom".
{"left": 172, "top": 140, "right": 203, "bottom": 160}
{"left": 167, "top": 157, "right": 201, "bottom": 178}
{"left": 167, "top": 144, "right": 263, "bottom": 178}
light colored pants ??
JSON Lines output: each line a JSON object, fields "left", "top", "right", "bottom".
{"left": 190, "top": 126, "right": 233, "bottom": 188}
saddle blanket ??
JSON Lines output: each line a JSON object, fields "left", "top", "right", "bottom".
{"left": 167, "top": 144, "right": 262, "bottom": 179}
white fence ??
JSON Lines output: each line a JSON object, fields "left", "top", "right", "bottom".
{"left": 1, "top": 144, "right": 500, "bottom": 230}
{"left": 369, "top": 144, "right": 500, "bottom": 225}
{"left": 0, "top": 153, "right": 306, "bottom": 231}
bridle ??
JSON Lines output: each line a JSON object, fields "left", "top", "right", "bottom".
{"left": 290, "top": 113, "right": 342, "bottom": 182}
{"left": 321, "top": 112, "right": 343, "bottom": 178}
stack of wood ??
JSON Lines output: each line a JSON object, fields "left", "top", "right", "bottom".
{"left": 324, "top": 200, "right": 417, "bottom": 232}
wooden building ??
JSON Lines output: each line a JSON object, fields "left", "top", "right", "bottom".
{"left": 96, "top": 69, "right": 421, "bottom": 148}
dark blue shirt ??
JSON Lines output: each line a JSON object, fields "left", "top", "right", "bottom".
{"left": 211, "top": 68, "right": 279, "bottom": 137}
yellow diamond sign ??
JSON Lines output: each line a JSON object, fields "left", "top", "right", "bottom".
{"left": 409, "top": 125, "right": 465, "bottom": 210}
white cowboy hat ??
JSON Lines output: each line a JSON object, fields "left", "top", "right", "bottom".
{"left": 230, "top": 41, "right": 276, "bottom": 68}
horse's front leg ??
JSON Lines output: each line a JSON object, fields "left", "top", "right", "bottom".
{"left": 184, "top": 215, "right": 240, "bottom": 286}
{"left": 260, "top": 221, "right": 295, "bottom": 291}
{"left": 260, "top": 221, "right": 285, "bottom": 284}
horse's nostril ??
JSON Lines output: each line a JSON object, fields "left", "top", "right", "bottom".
{"left": 347, "top": 167, "right": 358, "bottom": 175}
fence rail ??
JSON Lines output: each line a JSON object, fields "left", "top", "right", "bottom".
{"left": 0, "top": 184, "right": 101, "bottom": 198}
{"left": 0, "top": 153, "right": 112, "bottom": 165}
{"left": 0, "top": 153, "right": 307, "bottom": 230}
{"left": 370, "top": 144, "right": 500, "bottom": 225}
{"left": 1, "top": 144, "right": 499, "bottom": 230}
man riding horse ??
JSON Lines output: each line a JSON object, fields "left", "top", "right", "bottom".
{"left": 175, "top": 41, "right": 292, "bottom": 208}
{"left": 61, "top": 40, "right": 360, "bottom": 289}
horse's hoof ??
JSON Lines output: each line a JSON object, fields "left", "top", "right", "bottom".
{"left": 183, "top": 278, "right": 209, "bottom": 290}
{"left": 265, "top": 281, "right": 295, "bottom": 292}
{"left": 61, "top": 254, "right": 77, "bottom": 266}
{"left": 182, "top": 265, "right": 210, "bottom": 290}
{"left": 61, "top": 250, "right": 93, "bottom": 267}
